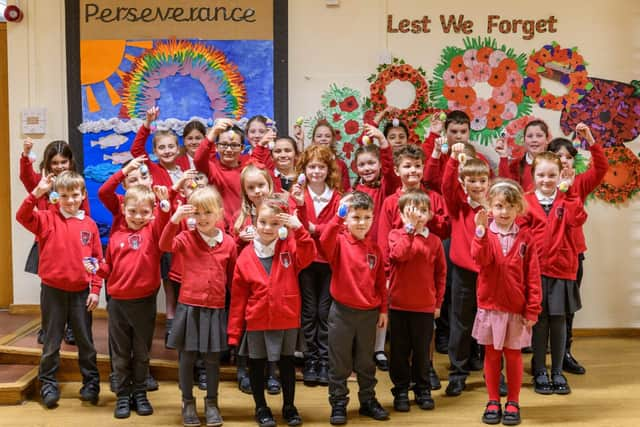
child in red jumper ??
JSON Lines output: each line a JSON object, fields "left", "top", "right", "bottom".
{"left": 16, "top": 171, "right": 102, "bottom": 408}
{"left": 388, "top": 190, "right": 446, "bottom": 412}
{"left": 304, "top": 119, "right": 351, "bottom": 192}
{"left": 93, "top": 184, "right": 171, "bottom": 419}
{"left": 442, "top": 143, "right": 492, "bottom": 397}
{"left": 228, "top": 197, "right": 316, "bottom": 427}
{"left": 159, "top": 186, "right": 237, "bottom": 427}
{"left": 471, "top": 180, "right": 542, "bottom": 425}
{"left": 525, "top": 152, "right": 587, "bottom": 396}
{"left": 548, "top": 123, "right": 607, "bottom": 375}
{"left": 320, "top": 191, "right": 389, "bottom": 425}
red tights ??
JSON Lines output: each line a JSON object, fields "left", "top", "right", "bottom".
{"left": 484, "top": 345, "right": 522, "bottom": 406}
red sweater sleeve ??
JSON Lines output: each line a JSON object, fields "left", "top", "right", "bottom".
{"left": 424, "top": 154, "right": 443, "bottom": 193}
{"left": 434, "top": 241, "right": 447, "bottom": 308}
{"left": 16, "top": 193, "right": 47, "bottom": 235}
{"left": 498, "top": 157, "right": 518, "bottom": 180}
{"left": 89, "top": 226, "right": 104, "bottom": 295}
{"left": 159, "top": 221, "right": 182, "bottom": 253}
{"left": 194, "top": 137, "right": 214, "bottom": 179}
{"left": 98, "top": 170, "right": 125, "bottom": 216}
{"left": 19, "top": 154, "right": 41, "bottom": 193}
{"left": 388, "top": 230, "right": 415, "bottom": 262}
{"left": 441, "top": 158, "right": 465, "bottom": 216}
{"left": 228, "top": 260, "right": 250, "bottom": 346}
{"left": 293, "top": 226, "right": 317, "bottom": 270}
{"left": 524, "top": 239, "right": 542, "bottom": 321}
{"left": 251, "top": 145, "right": 275, "bottom": 170}
{"left": 318, "top": 215, "right": 343, "bottom": 263}
{"left": 470, "top": 233, "right": 494, "bottom": 267}
{"left": 131, "top": 125, "right": 150, "bottom": 158}
{"left": 564, "top": 193, "right": 588, "bottom": 228}
{"left": 380, "top": 146, "right": 400, "bottom": 192}
{"left": 427, "top": 190, "right": 451, "bottom": 240}
{"left": 574, "top": 144, "right": 608, "bottom": 201}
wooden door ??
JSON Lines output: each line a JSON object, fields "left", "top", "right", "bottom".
{"left": 0, "top": 22, "right": 13, "bottom": 307}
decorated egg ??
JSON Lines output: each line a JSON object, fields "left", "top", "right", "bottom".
{"left": 28, "top": 152, "right": 37, "bottom": 163}
{"left": 139, "top": 164, "right": 149, "bottom": 176}
{"left": 295, "top": 116, "right": 304, "bottom": 126}
{"left": 187, "top": 217, "right": 197, "bottom": 230}
{"left": 362, "top": 135, "right": 371, "bottom": 145}
{"left": 441, "top": 143, "right": 449, "bottom": 154}
{"left": 297, "top": 173, "right": 306, "bottom": 186}
{"left": 558, "top": 181, "right": 570, "bottom": 192}
{"left": 49, "top": 191, "right": 59, "bottom": 204}
{"left": 338, "top": 204, "right": 349, "bottom": 218}
{"left": 278, "top": 226, "right": 288, "bottom": 240}
{"left": 392, "top": 118, "right": 400, "bottom": 127}
{"left": 439, "top": 112, "right": 447, "bottom": 122}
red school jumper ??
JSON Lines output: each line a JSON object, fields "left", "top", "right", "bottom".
{"left": 387, "top": 228, "right": 446, "bottom": 313}
{"left": 131, "top": 125, "right": 189, "bottom": 187}
{"left": 499, "top": 155, "right": 533, "bottom": 192}
{"left": 297, "top": 187, "right": 342, "bottom": 263}
{"left": 159, "top": 222, "right": 237, "bottom": 308}
{"left": 16, "top": 194, "right": 103, "bottom": 294}
{"left": 227, "top": 227, "right": 316, "bottom": 345}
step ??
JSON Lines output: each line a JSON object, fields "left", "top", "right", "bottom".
{"left": 0, "top": 363, "right": 38, "bottom": 405}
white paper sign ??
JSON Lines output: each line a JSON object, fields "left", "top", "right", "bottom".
{"left": 21, "top": 108, "right": 47, "bottom": 134}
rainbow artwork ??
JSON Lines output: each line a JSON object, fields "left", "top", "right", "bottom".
{"left": 119, "top": 39, "right": 247, "bottom": 120}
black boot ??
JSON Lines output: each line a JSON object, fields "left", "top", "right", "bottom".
{"left": 181, "top": 398, "right": 200, "bottom": 427}
{"left": 330, "top": 399, "right": 348, "bottom": 425}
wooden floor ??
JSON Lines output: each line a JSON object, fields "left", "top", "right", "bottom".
{"left": 0, "top": 336, "right": 638, "bottom": 426}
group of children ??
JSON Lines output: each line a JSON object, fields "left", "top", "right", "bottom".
{"left": 16, "top": 107, "right": 607, "bottom": 426}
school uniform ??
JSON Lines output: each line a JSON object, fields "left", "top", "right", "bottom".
{"left": 249, "top": 145, "right": 288, "bottom": 192}
{"left": 319, "top": 215, "right": 387, "bottom": 406}
{"left": 97, "top": 206, "right": 170, "bottom": 396}
{"left": 499, "top": 153, "right": 534, "bottom": 192}
{"left": 16, "top": 194, "right": 102, "bottom": 394}
{"left": 387, "top": 227, "right": 446, "bottom": 397}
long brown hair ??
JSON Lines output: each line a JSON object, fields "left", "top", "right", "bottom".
{"left": 296, "top": 145, "right": 341, "bottom": 191}
{"left": 40, "top": 140, "right": 76, "bottom": 175}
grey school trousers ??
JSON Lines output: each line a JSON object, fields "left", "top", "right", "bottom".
{"left": 328, "top": 301, "right": 379, "bottom": 405}
{"left": 108, "top": 294, "right": 157, "bottom": 396}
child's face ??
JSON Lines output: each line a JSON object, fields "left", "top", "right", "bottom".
{"left": 50, "top": 154, "right": 71, "bottom": 176}
{"left": 154, "top": 136, "right": 179, "bottom": 166}
{"left": 446, "top": 123, "right": 470, "bottom": 144}
{"left": 490, "top": 194, "right": 520, "bottom": 230}
{"left": 184, "top": 129, "right": 205, "bottom": 157}
{"left": 255, "top": 208, "right": 282, "bottom": 244}
{"left": 555, "top": 146, "right": 575, "bottom": 170}
{"left": 403, "top": 202, "right": 431, "bottom": 230}
{"left": 182, "top": 175, "right": 208, "bottom": 199}
{"left": 123, "top": 200, "right": 154, "bottom": 230}
{"left": 313, "top": 125, "right": 333, "bottom": 146}
{"left": 534, "top": 160, "right": 560, "bottom": 197}
{"left": 272, "top": 139, "right": 296, "bottom": 171}
{"left": 123, "top": 168, "right": 152, "bottom": 190}
{"left": 344, "top": 208, "right": 374, "bottom": 240}
{"left": 217, "top": 131, "right": 243, "bottom": 167}
{"left": 305, "top": 158, "right": 328, "bottom": 185}
{"left": 524, "top": 125, "right": 549, "bottom": 155}
{"left": 386, "top": 127, "right": 407, "bottom": 148}
{"left": 244, "top": 171, "right": 270, "bottom": 207}
{"left": 193, "top": 206, "right": 220, "bottom": 236}
{"left": 463, "top": 174, "right": 489, "bottom": 202}
{"left": 394, "top": 157, "right": 424, "bottom": 189}
{"left": 355, "top": 152, "right": 381, "bottom": 184}
{"left": 57, "top": 186, "right": 85, "bottom": 216}
{"left": 247, "top": 121, "right": 268, "bottom": 147}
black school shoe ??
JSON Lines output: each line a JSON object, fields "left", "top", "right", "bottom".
{"left": 266, "top": 375, "right": 281, "bottom": 395}
{"left": 374, "top": 351, "right": 389, "bottom": 371}
{"left": 563, "top": 351, "right": 586, "bottom": 375}
{"left": 79, "top": 382, "right": 100, "bottom": 405}
{"left": 502, "top": 401, "right": 521, "bottom": 426}
{"left": 429, "top": 365, "right": 442, "bottom": 390}
{"left": 445, "top": 378, "right": 465, "bottom": 396}
{"left": 255, "top": 406, "right": 276, "bottom": 427}
{"left": 238, "top": 373, "right": 252, "bottom": 394}
{"left": 329, "top": 401, "right": 348, "bottom": 425}
{"left": 551, "top": 371, "right": 571, "bottom": 394}
{"left": 415, "top": 390, "right": 435, "bottom": 410}
{"left": 145, "top": 373, "right": 159, "bottom": 391}
{"left": 114, "top": 394, "right": 131, "bottom": 419}
{"left": 317, "top": 361, "right": 330, "bottom": 386}
{"left": 359, "top": 398, "right": 389, "bottom": 420}
{"left": 302, "top": 359, "right": 319, "bottom": 386}
{"left": 481, "top": 400, "right": 502, "bottom": 425}
{"left": 41, "top": 383, "right": 60, "bottom": 409}
{"left": 282, "top": 404, "right": 303, "bottom": 426}
{"left": 132, "top": 391, "right": 154, "bottom": 416}
{"left": 392, "top": 391, "right": 410, "bottom": 412}
{"left": 533, "top": 371, "right": 553, "bottom": 395}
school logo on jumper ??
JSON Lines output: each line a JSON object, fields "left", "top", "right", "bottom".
{"left": 556, "top": 205, "right": 565, "bottom": 219}
{"left": 80, "top": 231, "right": 91, "bottom": 246}
{"left": 367, "top": 254, "right": 377, "bottom": 270}
{"left": 519, "top": 243, "right": 527, "bottom": 258}
{"left": 128, "top": 234, "right": 142, "bottom": 250}
{"left": 280, "top": 252, "right": 291, "bottom": 268}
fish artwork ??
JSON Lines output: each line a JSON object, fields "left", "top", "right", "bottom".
{"left": 90, "top": 134, "right": 129, "bottom": 150}
{"left": 103, "top": 151, "right": 134, "bottom": 165}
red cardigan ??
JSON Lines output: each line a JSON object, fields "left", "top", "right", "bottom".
{"left": 499, "top": 155, "right": 534, "bottom": 192}
{"left": 471, "top": 225, "right": 542, "bottom": 321}
{"left": 442, "top": 157, "right": 485, "bottom": 273}
{"left": 387, "top": 228, "right": 446, "bottom": 312}
{"left": 297, "top": 186, "right": 342, "bottom": 263}
{"left": 16, "top": 194, "right": 103, "bottom": 294}
{"left": 353, "top": 145, "right": 399, "bottom": 244}
{"left": 97, "top": 207, "right": 170, "bottom": 299}
{"left": 159, "top": 222, "right": 237, "bottom": 309}
{"left": 320, "top": 215, "right": 387, "bottom": 313}
{"left": 227, "top": 227, "right": 316, "bottom": 345}
{"left": 523, "top": 191, "right": 587, "bottom": 280}
{"left": 131, "top": 125, "right": 187, "bottom": 188}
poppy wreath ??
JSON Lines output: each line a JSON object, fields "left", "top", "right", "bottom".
{"left": 592, "top": 145, "right": 640, "bottom": 204}
{"left": 523, "top": 42, "right": 592, "bottom": 111}
{"left": 430, "top": 37, "right": 532, "bottom": 145}
{"left": 367, "top": 57, "right": 433, "bottom": 145}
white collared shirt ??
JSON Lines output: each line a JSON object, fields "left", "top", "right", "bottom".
{"left": 467, "top": 197, "right": 483, "bottom": 209}
{"left": 198, "top": 229, "right": 223, "bottom": 247}
{"left": 416, "top": 227, "right": 430, "bottom": 238}
{"left": 253, "top": 238, "right": 277, "bottom": 258}
{"left": 310, "top": 185, "right": 333, "bottom": 217}
{"left": 535, "top": 189, "right": 557, "bottom": 205}
{"left": 60, "top": 209, "right": 85, "bottom": 220}
{"left": 167, "top": 166, "right": 183, "bottom": 184}
{"left": 525, "top": 152, "right": 534, "bottom": 165}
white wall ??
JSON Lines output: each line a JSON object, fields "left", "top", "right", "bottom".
{"left": 7, "top": 0, "right": 640, "bottom": 327}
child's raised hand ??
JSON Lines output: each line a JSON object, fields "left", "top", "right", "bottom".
{"left": 290, "top": 183, "right": 305, "bottom": 206}
{"left": 337, "top": 194, "right": 354, "bottom": 218}
{"left": 145, "top": 106, "right": 159, "bottom": 127}
{"left": 400, "top": 205, "right": 420, "bottom": 228}
{"left": 258, "top": 128, "right": 276, "bottom": 148}
{"left": 171, "top": 202, "right": 195, "bottom": 224}
{"left": 208, "top": 118, "right": 234, "bottom": 141}
{"left": 560, "top": 167, "right": 576, "bottom": 185}
{"left": 238, "top": 225, "right": 255, "bottom": 242}
{"left": 493, "top": 138, "right": 509, "bottom": 158}
{"left": 33, "top": 173, "right": 55, "bottom": 198}
{"left": 85, "top": 293, "right": 99, "bottom": 312}
{"left": 278, "top": 213, "right": 303, "bottom": 230}
{"left": 576, "top": 122, "right": 595, "bottom": 146}
{"left": 430, "top": 112, "right": 445, "bottom": 135}
{"left": 173, "top": 168, "right": 198, "bottom": 192}
{"left": 153, "top": 185, "right": 169, "bottom": 201}
{"left": 451, "top": 143, "right": 467, "bottom": 162}
{"left": 364, "top": 124, "right": 388, "bottom": 148}
{"left": 123, "top": 155, "right": 148, "bottom": 176}
{"left": 22, "top": 137, "right": 34, "bottom": 156}
{"left": 83, "top": 257, "right": 99, "bottom": 275}
{"left": 474, "top": 209, "right": 489, "bottom": 229}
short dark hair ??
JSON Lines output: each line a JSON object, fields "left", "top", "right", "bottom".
{"left": 445, "top": 110, "right": 471, "bottom": 131}
{"left": 393, "top": 144, "right": 425, "bottom": 166}
{"left": 348, "top": 191, "right": 374, "bottom": 211}
{"left": 398, "top": 189, "right": 430, "bottom": 212}
{"left": 548, "top": 138, "right": 577, "bottom": 158}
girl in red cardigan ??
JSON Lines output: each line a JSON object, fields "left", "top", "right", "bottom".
{"left": 293, "top": 144, "right": 342, "bottom": 387}
{"left": 306, "top": 120, "right": 351, "bottom": 192}
{"left": 159, "top": 186, "right": 236, "bottom": 427}
{"left": 524, "top": 152, "right": 587, "bottom": 396}
{"left": 228, "top": 198, "right": 316, "bottom": 427}
{"left": 471, "top": 180, "right": 542, "bottom": 425}
{"left": 548, "top": 123, "right": 607, "bottom": 375}
{"left": 251, "top": 135, "right": 300, "bottom": 193}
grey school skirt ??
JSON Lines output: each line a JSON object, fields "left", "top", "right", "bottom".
{"left": 24, "top": 241, "right": 39, "bottom": 274}
{"left": 238, "top": 328, "right": 305, "bottom": 362}
{"left": 167, "top": 303, "right": 228, "bottom": 353}
{"left": 541, "top": 275, "right": 582, "bottom": 316}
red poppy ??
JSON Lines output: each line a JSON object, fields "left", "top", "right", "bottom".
{"left": 443, "top": 86, "right": 460, "bottom": 101}
{"left": 489, "top": 68, "right": 507, "bottom": 87}
{"left": 486, "top": 113, "right": 503, "bottom": 129}
{"left": 525, "top": 81, "right": 541, "bottom": 97}
{"left": 488, "top": 99, "right": 505, "bottom": 115}
{"left": 332, "top": 113, "right": 342, "bottom": 122}
{"left": 477, "top": 47, "right": 493, "bottom": 63}
{"left": 457, "top": 87, "right": 477, "bottom": 106}
{"left": 339, "top": 96, "right": 359, "bottom": 113}
{"left": 335, "top": 130, "right": 342, "bottom": 141}
{"left": 342, "top": 142, "right": 354, "bottom": 159}
{"left": 329, "top": 100, "right": 337, "bottom": 108}
{"left": 498, "top": 58, "right": 518, "bottom": 74}
{"left": 401, "top": 64, "right": 413, "bottom": 74}
{"left": 451, "top": 56, "right": 466, "bottom": 73}
{"left": 344, "top": 120, "right": 359, "bottom": 135}
{"left": 511, "top": 88, "right": 524, "bottom": 104}
{"left": 525, "top": 60, "right": 539, "bottom": 76}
